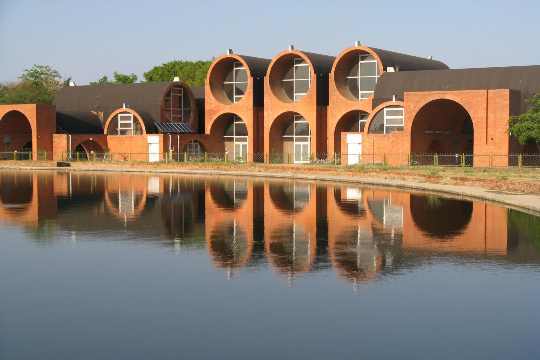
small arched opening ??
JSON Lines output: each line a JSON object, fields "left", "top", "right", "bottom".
{"left": 334, "top": 110, "right": 369, "bottom": 158}
{"left": 411, "top": 99, "right": 474, "bottom": 165}
{"left": 269, "top": 112, "right": 311, "bottom": 163}
{"left": 73, "top": 140, "right": 105, "bottom": 160}
{"left": 0, "top": 110, "right": 33, "bottom": 159}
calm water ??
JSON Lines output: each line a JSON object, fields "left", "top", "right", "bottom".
{"left": 0, "top": 170, "right": 539, "bottom": 359}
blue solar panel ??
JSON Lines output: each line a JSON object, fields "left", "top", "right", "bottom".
{"left": 154, "top": 122, "right": 193, "bottom": 134}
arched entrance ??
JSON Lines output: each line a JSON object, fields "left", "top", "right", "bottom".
{"left": 73, "top": 140, "right": 105, "bottom": 160}
{"left": 0, "top": 111, "right": 33, "bottom": 159}
{"left": 210, "top": 113, "right": 248, "bottom": 162}
{"left": 333, "top": 110, "right": 369, "bottom": 158}
{"left": 269, "top": 112, "right": 311, "bottom": 163}
{"left": 411, "top": 99, "right": 474, "bottom": 165}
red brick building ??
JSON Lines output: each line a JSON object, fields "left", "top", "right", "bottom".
{"left": 0, "top": 43, "right": 539, "bottom": 166}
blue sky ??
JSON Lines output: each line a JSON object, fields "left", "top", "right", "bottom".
{"left": 1, "top": 0, "right": 538, "bottom": 84}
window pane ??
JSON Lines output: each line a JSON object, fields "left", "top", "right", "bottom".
{"left": 224, "top": 83, "right": 234, "bottom": 102}
{"left": 347, "top": 78, "right": 359, "bottom": 98}
{"left": 235, "top": 68, "right": 247, "bottom": 83}
{"left": 295, "top": 64, "right": 310, "bottom": 79}
{"left": 295, "top": 79, "right": 310, "bottom": 94}
{"left": 235, "top": 122, "right": 248, "bottom": 136}
{"left": 385, "top": 126, "right": 404, "bottom": 133}
{"left": 359, "top": 77, "right": 377, "bottom": 92}
{"left": 385, "top": 117, "right": 403, "bottom": 126}
{"left": 360, "top": 61, "right": 377, "bottom": 76}
{"left": 295, "top": 122, "right": 310, "bottom": 136}
{"left": 295, "top": 136, "right": 310, "bottom": 142}
{"left": 360, "top": 54, "right": 374, "bottom": 62}
{"left": 235, "top": 83, "right": 246, "bottom": 96}
{"left": 282, "top": 80, "right": 294, "bottom": 100}
{"left": 224, "top": 69, "right": 234, "bottom": 83}
{"left": 385, "top": 108, "right": 403, "bottom": 117}
{"left": 224, "top": 121, "right": 235, "bottom": 136}
{"left": 283, "top": 66, "right": 294, "bottom": 80}
{"left": 348, "top": 62, "right": 359, "bottom": 78}
{"left": 368, "top": 112, "right": 385, "bottom": 134}
{"left": 283, "top": 121, "right": 294, "bottom": 136}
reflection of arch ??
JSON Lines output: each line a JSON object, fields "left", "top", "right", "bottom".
{"left": 411, "top": 99, "right": 474, "bottom": 165}
{"left": 0, "top": 172, "right": 33, "bottom": 213}
{"left": 104, "top": 108, "right": 146, "bottom": 135}
{"left": 209, "top": 179, "right": 248, "bottom": 210}
{"left": 104, "top": 187, "right": 147, "bottom": 221}
{"left": 333, "top": 187, "right": 365, "bottom": 217}
{"left": 267, "top": 224, "right": 313, "bottom": 274}
{"left": 269, "top": 182, "right": 310, "bottom": 214}
{"left": 331, "top": 227, "right": 381, "bottom": 283}
{"left": 208, "top": 219, "right": 251, "bottom": 269}
{"left": 410, "top": 195, "right": 473, "bottom": 239}
{"left": 269, "top": 111, "right": 311, "bottom": 163}
{"left": 0, "top": 110, "right": 33, "bottom": 154}
{"left": 161, "top": 186, "right": 205, "bottom": 240}
{"left": 209, "top": 113, "right": 248, "bottom": 162}
{"left": 333, "top": 110, "right": 369, "bottom": 156}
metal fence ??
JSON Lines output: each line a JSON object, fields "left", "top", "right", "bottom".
{"left": 1, "top": 150, "right": 539, "bottom": 168}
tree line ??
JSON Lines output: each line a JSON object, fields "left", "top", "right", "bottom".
{"left": 0, "top": 62, "right": 538, "bottom": 145}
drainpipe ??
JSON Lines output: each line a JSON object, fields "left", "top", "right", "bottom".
{"left": 68, "top": 134, "right": 72, "bottom": 160}
{"left": 177, "top": 135, "right": 180, "bottom": 161}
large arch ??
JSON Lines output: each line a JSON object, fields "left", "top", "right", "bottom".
{"left": 104, "top": 108, "right": 146, "bottom": 135}
{"left": 0, "top": 110, "right": 33, "bottom": 159}
{"left": 0, "top": 172, "right": 33, "bottom": 213}
{"left": 209, "top": 113, "right": 248, "bottom": 162}
{"left": 411, "top": 99, "right": 474, "bottom": 165}
{"left": 410, "top": 195, "right": 473, "bottom": 239}
{"left": 268, "top": 111, "right": 311, "bottom": 163}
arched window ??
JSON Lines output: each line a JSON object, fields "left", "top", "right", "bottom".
{"left": 163, "top": 84, "right": 191, "bottom": 122}
{"left": 368, "top": 106, "right": 404, "bottom": 134}
{"left": 106, "top": 112, "right": 143, "bottom": 135}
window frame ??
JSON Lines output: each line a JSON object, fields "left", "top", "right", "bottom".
{"left": 282, "top": 57, "right": 311, "bottom": 102}
{"left": 346, "top": 54, "right": 379, "bottom": 100}
{"left": 223, "top": 61, "right": 248, "bottom": 104}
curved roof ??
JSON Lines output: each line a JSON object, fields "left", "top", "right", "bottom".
{"left": 55, "top": 82, "right": 198, "bottom": 133}
{"left": 374, "top": 65, "right": 540, "bottom": 111}
{"left": 235, "top": 55, "right": 271, "bottom": 77}
{"left": 370, "top": 47, "right": 448, "bottom": 71}
{"left": 300, "top": 51, "right": 335, "bottom": 74}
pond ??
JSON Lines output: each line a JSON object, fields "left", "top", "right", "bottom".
{"left": 1, "top": 170, "right": 539, "bottom": 359}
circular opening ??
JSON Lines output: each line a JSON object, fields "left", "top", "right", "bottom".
{"left": 269, "top": 54, "right": 311, "bottom": 103}
{"left": 209, "top": 58, "right": 248, "bottom": 105}
{"left": 334, "top": 50, "right": 379, "bottom": 101}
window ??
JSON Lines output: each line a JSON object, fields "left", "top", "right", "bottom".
{"left": 164, "top": 85, "right": 191, "bottom": 122}
{"left": 223, "top": 62, "right": 247, "bottom": 103}
{"left": 368, "top": 107, "right": 404, "bottom": 134}
{"left": 282, "top": 57, "right": 311, "bottom": 102}
{"left": 224, "top": 116, "right": 248, "bottom": 162}
{"left": 283, "top": 114, "right": 311, "bottom": 163}
{"left": 346, "top": 54, "right": 379, "bottom": 100}
{"left": 349, "top": 113, "right": 369, "bottom": 132}
{"left": 118, "top": 113, "right": 134, "bottom": 135}
{"left": 186, "top": 140, "right": 203, "bottom": 156}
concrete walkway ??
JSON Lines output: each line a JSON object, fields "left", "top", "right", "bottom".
{"left": 2, "top": 164, "right": 540, "bottom": 216}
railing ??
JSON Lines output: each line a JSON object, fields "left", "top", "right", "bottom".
{"left": 1, "top": 150, "right": 539, "bottom": 168}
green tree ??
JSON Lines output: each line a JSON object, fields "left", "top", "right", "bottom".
{"left": 90, "top": 72, "right": 138, "bottom": 85}
{"left": 143, "top": 60, "right": 211, "bottom": 86}
{"left": 510, "top": 94, "right": 540, "bottom": 145}
{"left": 0, "top": 64, "right": 63, "bottom": 104}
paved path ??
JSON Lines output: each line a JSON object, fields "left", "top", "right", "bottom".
{"left": 2, "top": 164, "right": 540, "bottom": 215}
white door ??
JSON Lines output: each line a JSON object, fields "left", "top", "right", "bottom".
{"left": 347, "top": 134, "right": 362, "bottom": 165}
{"left": 147, "top": 135, "right": 160, "bottom": 162}
{"left": 234, "top": 142, "right": 247, "bottom": 162}
{"left": 294, "top": 142, "right": 310, "bottom": 163}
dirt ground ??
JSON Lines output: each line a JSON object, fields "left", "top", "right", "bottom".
{"left": 2, "top": 160, "right": 539, "bottom": 194}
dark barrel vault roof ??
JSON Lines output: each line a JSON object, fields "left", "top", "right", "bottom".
{"left": 301, "top": 51, "right": 336, "bottom": 74}
{"left": 55, "top": 82, "right": 203, "bottom": 134}
{"left": 370, "top": 47, "right": 449, "bottom": 71}
{"left": 235, "top": 55, "right": 272, "bottom": 78}
{"left": 373, "top": 65, "right": 540, "bottom": 111}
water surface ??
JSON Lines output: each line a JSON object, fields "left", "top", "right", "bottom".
{"left": 1, "top": 170, "right": 539, "bottom": 359}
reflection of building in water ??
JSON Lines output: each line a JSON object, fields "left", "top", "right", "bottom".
{"left": 264, "top": 180, "right": 326, "bottom": 282}
{"left": 104, "top": 175, "right": 148, "bottom": 222}
{"left": 205, "top": 178, "right": 262, "bottom": 277}
{"left": 328, "top": 187, "right": 403, "bottom": 284}
{"left": 160, "top": 176, "right": 205, "bottom": 248}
